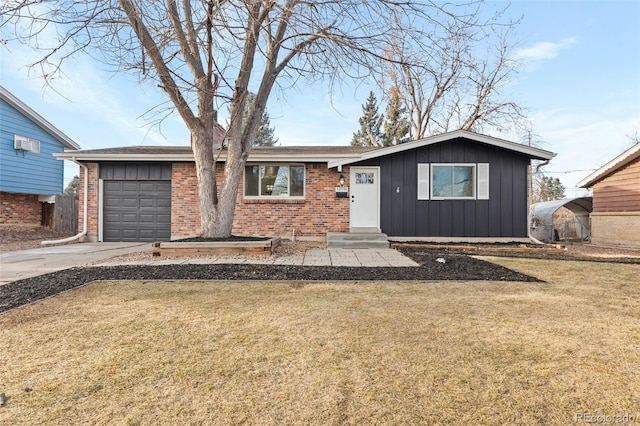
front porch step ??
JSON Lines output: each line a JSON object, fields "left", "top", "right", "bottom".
{"left": 326, "top": 232, "right": 390, "bottom": 249}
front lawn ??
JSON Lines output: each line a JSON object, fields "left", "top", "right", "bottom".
{"left": 1, "top": 258, "right": 638, "bottom": 425}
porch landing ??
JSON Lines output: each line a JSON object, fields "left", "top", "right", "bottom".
{"left": 327, "top": 229, "right": 389, "bottom": 249}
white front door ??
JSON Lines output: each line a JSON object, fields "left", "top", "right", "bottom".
{"left": 350, "top": 167, "right": 380, "bottom": 229}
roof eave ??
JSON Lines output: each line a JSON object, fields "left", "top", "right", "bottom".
{"left": 329, "top": 129, "right": 555, "bottom": 169}
{"left": 54, "top": 150, "right": 368, "bottom": 163}
{"left": 0, "top": 85, "right": 81, "bottom": 150}
{"left": 576, "top": 143, "right": 640, "bottom": 188}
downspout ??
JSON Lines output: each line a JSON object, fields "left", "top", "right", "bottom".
{"left": 42, "top": 158, "right": 88, "bottom": 245}
{"left": 528, "top": 159, "right": 551, "bottom": 245}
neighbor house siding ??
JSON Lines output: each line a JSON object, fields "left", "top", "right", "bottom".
{"left": 0, "top": 98, "right": 65, "bottom": 195}
{"left": 0, "top": 191, "right": 41, "bottom": 225}
{"left": 355, "top": 137, "right": 530, "bottom": 238}
{"left": 591, "top": 157, "right": 640, "bottom": 213}
{"left": 171, "top": 162, "right": 349, "bottom": 239}
{"left": 589, "top": 157, "right": 640, "bottom": 248}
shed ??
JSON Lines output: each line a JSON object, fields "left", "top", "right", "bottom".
{"left": 530, "top": 197, "right": 592, "bottom": 242}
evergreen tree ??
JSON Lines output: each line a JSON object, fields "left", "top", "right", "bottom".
{"left": 237, "top": 92, "right": 279, "bottom": 146}
{"left": 351, "top": 91, "right": 383, "bottom": 146}
{"left": 254, "top": 108, "right": 278, "bottom": 146}
{"left": 382, "top": 89, "right": 410, "bottom": 146}
{"left": 64, "top": 175, "right": 80, "bottom": 196}
{"left": 534, "top": 176, "right": 565, "bottom": 202}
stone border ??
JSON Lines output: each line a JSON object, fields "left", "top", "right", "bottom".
{"left": 153, "top": 237, "right": 282, "bottom": 257}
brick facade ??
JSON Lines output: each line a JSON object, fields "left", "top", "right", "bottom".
{"left": 80, "top": 161, "right": 350, "bottom": 241}
{"left": 78, "top": 163, "right": 99, "bottom": 241}
{"left": 172, "top": 162, "right": 350, "bottom": 239}
{"left": 0, "top": 191, "right": 41, "bottom": 226}
{"left": 590, "top": 212, "right": 640, "bottom": 248}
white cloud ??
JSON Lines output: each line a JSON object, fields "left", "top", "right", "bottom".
{"left": 515, "top": 37, "right": 577, "bottom": 61}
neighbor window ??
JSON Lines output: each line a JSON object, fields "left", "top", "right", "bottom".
{"left": 244, "top": 164, "right": 305, "bottom": 197}
{"left": 417, "top": 163, "right": 489, "bottom": 200}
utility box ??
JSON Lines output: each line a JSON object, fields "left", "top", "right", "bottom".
{"left": 335, "top": 187, "right": 349, "bottom": 198}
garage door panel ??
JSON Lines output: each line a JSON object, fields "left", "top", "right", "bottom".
{"left": 139, "top": 214, "right": 156, "bottom": 223}
{"left": 121, "top": 198, "right": 139, "bottom": 208}
{"left": 104, "top": 197, "right": 122, "bottom": 208}
{"left": 122, "top": 181, "right": 140, "bottom": 191}
{"left": 157, "top": 214, "right": 171, "bottom": 224}
{"left": 157, "top": 198, "right": 171, "bottom": 208}
{"left": 103, "top": 180, "right": 171, "bottom": 242}
{"left": 139, "top": 198, "right": 156, "bottom": 208}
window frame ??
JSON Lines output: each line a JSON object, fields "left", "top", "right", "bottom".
{"left": 430, "top": 163, "right": 477, "bottom": 200}
{"left": 243, "top": 163, "right": 306, "bottom": 199}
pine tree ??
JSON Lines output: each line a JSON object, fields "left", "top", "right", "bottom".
{"left": 254, "top": 108, "right": 278, "bottom": 146}
{"left": 534, "top": 176, "right": 565, "bottom": 203}
{"left": 64, "top": 175, "right": 80, "bottom": 196}
{"left": 237, "top": 92, "right": 278, "bottom": 146}
{"left": 351, "top": 91, "right": 383, "bottom": 146}
{"left": 382, "top": 89, "right": 410, "bottom": 146}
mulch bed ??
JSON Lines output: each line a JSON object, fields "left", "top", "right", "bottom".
{"left": 0, "top": 249, "right": 542, "bottom": 314}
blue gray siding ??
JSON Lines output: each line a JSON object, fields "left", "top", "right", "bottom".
{"left": 355, "top": 137, "right": 530, "bottom": 238}
{"left": 0, "top": 98, "right": 65, "bottom": 195}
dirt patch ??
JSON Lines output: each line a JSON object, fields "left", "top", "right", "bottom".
{"left": 0, "top": 226, "right": 74, "bottom": 252}
{"left": 394, "top": 242, "right": 640, "bottom": 264}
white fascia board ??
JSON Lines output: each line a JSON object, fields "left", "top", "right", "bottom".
{"left": 576, "top": 143, "right": 640, "bottom": 188}
{"left": 0, "top": 85, "right": 81, "bottom": 150}
{"left": 54, "top": 150, "right": 365, "bottom": 163}
{"left": 328, "top": 130, "right": 555, "bottom": 169}
{"left": 54, "top": 152, "right": 195, "bottom": 161}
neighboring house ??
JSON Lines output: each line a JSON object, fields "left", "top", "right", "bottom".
{"left": 0, "top": 86, "right": 81, "bottom": 226}
{"left": 54, "top": 130, "right": 554, "bottom": 243}
{"left": 577, "top": 143, "right": 640, "bottom": 248}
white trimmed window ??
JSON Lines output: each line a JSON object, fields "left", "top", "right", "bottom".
{"left": 244, "top": 164, "right": 305, "bottom": 198}
{"left": 418, "top": 163, "right": 489, "bottom": 200}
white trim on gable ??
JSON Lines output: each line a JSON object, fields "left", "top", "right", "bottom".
{"left": 328, "top": 130, "right": 555, "bottom": 170}
{"left": 577, "top": 143, "right": 640, "bottom": 188}
{"left": 0, "top": 85, "right": 81, "bottom": 150}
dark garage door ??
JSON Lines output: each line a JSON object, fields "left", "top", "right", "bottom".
{"left": 103, "top": 180, "right": 171, "bottom": 242}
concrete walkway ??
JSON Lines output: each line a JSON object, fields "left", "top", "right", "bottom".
{"left": 0, "top": 243, "right": 149, "bottom": 285}
{"left": 0, "top": 243, "right": 418, "bottom": 285}
{"left": 93, "top": 248, "right": 419, "bottom": 268}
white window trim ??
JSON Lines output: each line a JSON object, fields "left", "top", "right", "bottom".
{"left": 430, "top": 163, "right": 477, "bottom": 200}
{"left": 243, "top": 163, "right": 306, "bottom": 199}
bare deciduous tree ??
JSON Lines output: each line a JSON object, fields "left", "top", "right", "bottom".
{"left": 1, "top": 0, "right": 507, "bottom": 237}
{"left": 379, "top": 18, "right": 526, "bottom": 140}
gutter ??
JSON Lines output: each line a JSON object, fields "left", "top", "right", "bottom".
{"left": 42, "top": 158, "right": 88, "bottom": 245}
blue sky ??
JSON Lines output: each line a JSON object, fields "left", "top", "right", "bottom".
{"left": 1, "top": 1, "right": 638, "bottom": 197}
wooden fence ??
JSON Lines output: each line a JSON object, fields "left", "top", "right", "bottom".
{"left": 42, "top": 195, "right": 78, "bottom": 234}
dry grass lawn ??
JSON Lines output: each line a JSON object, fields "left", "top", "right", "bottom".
{"left": 1, "top": 257, "right": 639, "bottom": 425}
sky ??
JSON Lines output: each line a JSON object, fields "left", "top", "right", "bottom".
{"left": 1, "top": 1, "right": 639, "bottom": 197}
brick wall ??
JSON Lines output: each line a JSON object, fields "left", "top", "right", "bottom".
{"left": 590, "top": 212, "right": 640, "bottom": 248}
{"left": 171, "top": 163, "right": 350, "bottom": 239}
{"left": 0, "top": 191, "right": 41, "bottom": 225}
{"left": 78, "top": 163, "right": 99, "bottom": 241}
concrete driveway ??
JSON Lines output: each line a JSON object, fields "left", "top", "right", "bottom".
{"left": 0, "top": 242, "right": 150, "bottom": 285}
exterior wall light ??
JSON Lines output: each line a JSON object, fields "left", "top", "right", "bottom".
{"left": 339, "top": 174, "right": 345, "bottom": 186}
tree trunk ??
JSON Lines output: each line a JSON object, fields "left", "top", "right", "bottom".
{"left": 191, "top": 128, "right": 220, "bottom": 238}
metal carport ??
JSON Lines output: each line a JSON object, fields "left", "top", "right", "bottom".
{"left": 530, "top": 197, "right": 593, "bottom": 242}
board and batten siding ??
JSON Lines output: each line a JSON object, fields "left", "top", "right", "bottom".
{"left": 355, "top": 137, "right": 530, "bottom": 238}
{"left": 0, "top": 98, "right": 65, "bottom": 195}
{"left": 591, "top": 157, "right": 640, "bottom": 213}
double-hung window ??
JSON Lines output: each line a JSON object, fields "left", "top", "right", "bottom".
{"left": 244, "top": 164, "right": 305, "bottom": 198}
{"left": 417, "top": 163, "right": 489, "bottom": 200}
